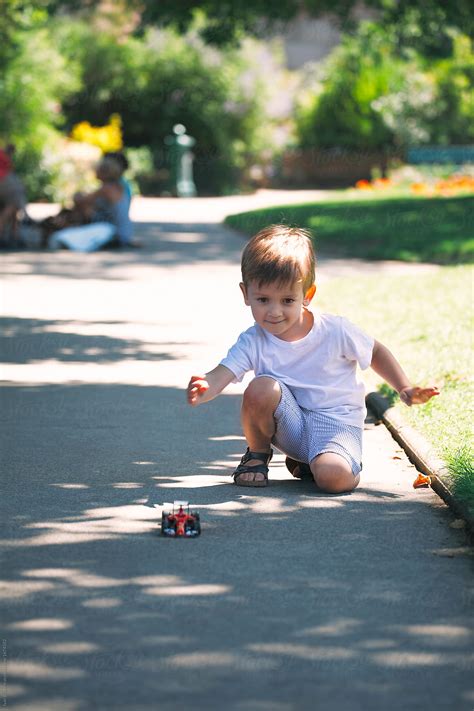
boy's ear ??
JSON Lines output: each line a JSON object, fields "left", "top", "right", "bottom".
{"left": 303, "top": 283, "right": 316, "bottom": 305}
{"left": 239, "top": 282, "right": 250, "bottom": 305}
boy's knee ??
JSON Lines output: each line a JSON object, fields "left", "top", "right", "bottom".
{"left": 311, "top": 453, "right": 359, "bottom": 494}
{"left": 242, "top": 376, "right": 281, "bottom": 412}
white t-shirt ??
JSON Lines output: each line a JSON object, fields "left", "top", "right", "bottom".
{"left": 220, "top": 312, "right": 374, "bottom": 428}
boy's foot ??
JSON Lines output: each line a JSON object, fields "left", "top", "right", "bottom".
{"left": 232, "top": 448, "right": 273, "bottom": 487}
{"left": 285, "top": 457, "right": 313, "bottom": 481}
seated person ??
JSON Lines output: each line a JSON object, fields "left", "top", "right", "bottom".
{"left": 44, "top": 154, "right": 135, "bottom": 251}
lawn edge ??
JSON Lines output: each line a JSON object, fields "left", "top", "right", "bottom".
{"left": 366, "top": 391, "right": 474, "bottom": 540}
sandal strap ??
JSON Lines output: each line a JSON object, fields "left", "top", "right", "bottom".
{"left": 241, "top": 448, "right": 273, "bottom": 465}
{"left": 232, "top": 447, "right": 273, "bottom": 479}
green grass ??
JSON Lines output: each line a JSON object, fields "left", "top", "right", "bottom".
{"left": 315, "top": 266, "right": 473, "bottom": 514}
{"left": 225, "top": 193, "right": 474, "bottom": 263}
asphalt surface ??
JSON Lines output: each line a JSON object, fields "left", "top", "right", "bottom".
{"left": 1, "top": 192, "right": 473, "bottom": 711}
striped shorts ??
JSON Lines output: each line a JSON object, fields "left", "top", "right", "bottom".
{"left": 271, "top": 379, "right": 363, "bottom": 476}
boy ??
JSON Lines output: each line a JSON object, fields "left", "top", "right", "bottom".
{"left": 187, "top": 225, "right": 439, "bottom": 494}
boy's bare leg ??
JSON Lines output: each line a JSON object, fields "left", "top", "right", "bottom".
{"left": 239, "top": 376, "right": 281, "bottom": 484}
{"left": 310, "top": 452, "right": 360, "bottom": 494}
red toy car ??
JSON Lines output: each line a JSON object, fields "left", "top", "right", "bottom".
{"left": 161, "top": 501, "right": 201, "bottom": 537}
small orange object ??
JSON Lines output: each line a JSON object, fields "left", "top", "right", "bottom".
{"left": 355, "top": 179, "right": 372, "bottom": 189}
{"left": 413, "top": 473, "right": 431, "bottom": 489}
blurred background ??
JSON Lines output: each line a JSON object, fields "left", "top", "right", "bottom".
{"left": 2, "top": 0, "right": 473, "bottom": 202}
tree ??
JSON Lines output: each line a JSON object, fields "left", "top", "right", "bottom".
{"left": 44, "top": 0, "right": 474, "bottom": 55}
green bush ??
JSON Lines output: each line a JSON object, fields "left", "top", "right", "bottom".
{"left": 0, "top": 19, "right": 80, "bottom": 199}
{"left": 297, "top": 23, "right": 404, "bottom": 151}
{"left": 372, "top": 34, "right": 474, "bottom": 148}
{"left": 297, "top": 24, "right": 474, "bottom": 153}
{"left": 429, "top": 34, "right": 474, "bottom": 145}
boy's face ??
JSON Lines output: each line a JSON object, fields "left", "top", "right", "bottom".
{"left": 240, "top": 280, "right": 316, "bottom": 341}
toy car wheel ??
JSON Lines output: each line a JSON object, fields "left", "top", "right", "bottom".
{"left": 161, "top": 514, "right": 176, "bottom": 536}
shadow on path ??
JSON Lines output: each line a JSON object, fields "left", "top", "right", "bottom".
{"left": 0, "top": 317, "right": 187, "bottom": 365}
{"left": 2, "top": 382, "right": 473, "bottom": 711}
{"left": 2, "top": 222, "right": 245, "bottom": 282}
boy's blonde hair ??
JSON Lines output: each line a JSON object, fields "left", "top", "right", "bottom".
{"left": 241, "top": 225, "right": 315, "bottom": 293}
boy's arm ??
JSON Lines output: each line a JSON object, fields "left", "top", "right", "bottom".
{"left": 370, "top": 340, "right": 439, "bottom": 406}
{"left": 187, "top": 364, "right": 236, "bottom": 406}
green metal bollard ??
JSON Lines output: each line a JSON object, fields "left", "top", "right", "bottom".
{"left": 165, "top": 124, "right": 197, "bottom": 197}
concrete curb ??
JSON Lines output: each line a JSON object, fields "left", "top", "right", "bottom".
{"left": 366, "top": 391, "right": 474, "bottom": 539}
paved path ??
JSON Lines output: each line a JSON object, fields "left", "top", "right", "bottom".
{"left": 1, "top": 192, "right": 473, "bottom": 710}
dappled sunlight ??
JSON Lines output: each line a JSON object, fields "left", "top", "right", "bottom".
{"left": 130, "top": 575, "right": 183, "bottom": 586}
{"left": 41, "top": 642, "right": 100, "bottom": 655}
{"left": 403, "top": 624, "right": 472, "bottom": 639}
{"left": 370, "top": 651, "right": 451, "bottom": 667}
{"left": 208, "top": 434, "right": 246, "bottom": 442}
{"left": 7, "top": 619, "right": 73, "bottom": 631}
{"left": 8, "top": 569, "right": 231, "bottom": 602}
{"left": 8, "top": 660, "right": 85, "bottom": 680}
{"left": 142, "top": 584, "right": 231, "bottom": 597}
{"left": 81, "top": 597, "right": 122, "bottom": 609}
{"left": 384, "top": 624, "right": 472, "bottom": 643}
{"left": 130, "top": 635, "right": 194, "bottom": 647}
{"left": 1, "top": 503, "right": 160, "bottom": 548}
{"left": 233, "top": 495, "right": 295, "bottom": 515}
{"left": 164, "top": 651, "right": 279, "bottom": 671}
{"left": 294, "top": 618, "right": 362, "bottom": 637}
{"left": 111, "top": 482, "right": 144, "bottom": 489}
{"left": 154, "top": 473, "right": 230, "bottom": 488}
{"left": 22, "top": 568, "right": 125, "bottom": 589}
{"left": 358, "top": 639, "right": 399, "bottom": 650}
{"left": 51, "top": 484, "right": 90, "bottom": 490}
{"left": 249, "top": 642, "right": 356, "bottom": 661}
{"left": 0, "top": 581, "right": 56, "bottom": 600}
{"left": 298, "top": 497, "right": 344, "bottom": 509}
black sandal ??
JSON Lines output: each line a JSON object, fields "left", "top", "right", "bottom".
{"left": 285, "top": 457, "right": 313, "bottom": 481}
{"left": 232, "top": 448, "right": 273, "bottom": 487}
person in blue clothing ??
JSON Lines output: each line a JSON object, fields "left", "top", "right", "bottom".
{"left": 44, "top": 153, "right": 138, "bottom": 252}
{"left": 187, "top": 225, "right": 439, "bottom": 493}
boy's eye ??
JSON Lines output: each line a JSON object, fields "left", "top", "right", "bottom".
{"left": 257, "top": 297, "right": 268, "bottom": 303}
{"left": 283, "top": 298, "right": 295, "bottom": 304}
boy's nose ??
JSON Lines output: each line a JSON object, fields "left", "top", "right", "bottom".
{"left": 268, "top": 303, "right": 282, "bottom": 316}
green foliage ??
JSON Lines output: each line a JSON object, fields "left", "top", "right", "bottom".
{"left": 445, "top": 446, "right": 474, "bottom": 515}
{"left": 297, "top": 24, "right": 404, "bottom": 150}
{"left": 44, "top": 0, "right": 474, "bottom": 55}
{"left": 372, "top": 33, "right": 474, "bottom": 148}
{"left": 428, "top": 35, "right": 474, "bottom": 145}
{"left": 298, "top": 23, "right": 474, "bottom": 152}
{"left": 369, "top": 0, "right": 474, "bottom": 60}
{"left": 0, "top": 14, "right": 80, "bottom": 199}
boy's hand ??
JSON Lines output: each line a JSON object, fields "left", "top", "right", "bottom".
{"left": 399, "top": 386, "right": 440, "bottom": 406}
{"left": 187, "top": 375, "right": 210, "bottom": 406}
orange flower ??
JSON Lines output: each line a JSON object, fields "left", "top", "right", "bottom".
{"left": 355, "top": 179, "right": 372, "bottom": 189}
{"left": 373, "top": 178, "right": 392, "bottom": 189}
{"left": 410, "top": 182, "right": 428, "bottom": 194}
